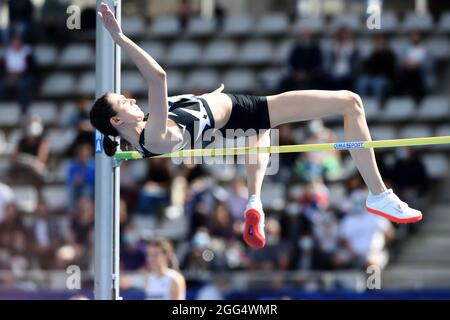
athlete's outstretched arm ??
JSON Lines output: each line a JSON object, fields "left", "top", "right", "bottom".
{"left": 97, "top": 2, "right": 168, "bottom": 137}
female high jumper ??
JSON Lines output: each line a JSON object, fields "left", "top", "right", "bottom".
{"left": 90, "top": 2, "right": 422, "bottom": 249}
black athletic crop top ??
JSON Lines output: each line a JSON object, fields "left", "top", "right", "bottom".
{"left": 136, "top": 95, "right": 216, "bottom": 158}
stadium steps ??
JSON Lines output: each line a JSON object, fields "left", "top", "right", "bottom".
{"left": 389, "top": 203, "right": 450, "bottom": 266}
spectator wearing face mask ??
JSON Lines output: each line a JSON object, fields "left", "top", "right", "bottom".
{"left": 9, "top": 115, "right": 49, "bottom": 186}
{"left": 120, "top": 223, "right": 147, "bottom": 271}
{"left": 334, "top": 190, "right": 395, "bottom": 269}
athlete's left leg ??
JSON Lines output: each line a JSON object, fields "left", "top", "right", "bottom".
{"left": 243, "top": 129, "right": 270, "bottom": 249}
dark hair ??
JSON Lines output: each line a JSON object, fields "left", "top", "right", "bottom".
{"left": 89, "top": 93, "right": 120, "bottom": 156}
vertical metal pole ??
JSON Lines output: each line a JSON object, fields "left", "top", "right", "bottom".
{"left": 94, "top": 0, "right": 121, "bottom": 300}
{"left": 112, "top": 0, "right": 122, "bottom": 301}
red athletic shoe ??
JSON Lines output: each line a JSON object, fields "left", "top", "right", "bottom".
{"left": 243, "top": 205, "right": 266, "bottom": 249}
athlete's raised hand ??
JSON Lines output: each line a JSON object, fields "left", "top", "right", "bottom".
{"left": 97, "top": 2, "right": 123, "bottom": 41}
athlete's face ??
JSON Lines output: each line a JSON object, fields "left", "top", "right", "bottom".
{"left": 108, "top": 93, "right": 145, "bottom": 127}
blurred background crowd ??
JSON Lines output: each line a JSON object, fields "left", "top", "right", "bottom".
{"left": 0, "top": 0, "right": 449, "bottom": 299}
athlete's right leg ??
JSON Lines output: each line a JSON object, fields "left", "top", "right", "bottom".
{"left": 267, "top": 90, "right": 387, "bottom": 195}
{"left": 266, "top": 90, "right": 422, "bottom": 224}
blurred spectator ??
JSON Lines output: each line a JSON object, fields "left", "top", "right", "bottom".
{"left": 31, "top": 200, "right": 64, "bottom": 270}
{"left": 40, "top": 0, "right": 69, "bottom": 43}
{"left": 295, "top": 120, "right": 341, "bottom": 181}
{"left": 225, "top": 176, "right": 247, "bottom": 221}
{"left": 311, "top": 211, "right": 339, "bottom": 270}
{"left": 277, "top": 124, "right": 298, "bottom": 176}
{"left": 65, "top": 96, "right": 95, "bottom": 157}
{"left": 181, "top": 227, "right": 224, "bottom": 272}
{"left": 177, "top": 0, "right": 193, "bottom": 31}
{"left": 324, "top": 26, "right": 360, "bottom": 90}
{"left": 9, "top": 115, "right": 49, "bottom": 186}
{"left": 0, "top": 34, "right": 36, "bottom": 114}
{"left": 388, "top": 148, "right": 429, "bottom": 210}
{"left": 196, "top": 275, "right": 229, "bottom": 300}
{"left": 334, "top": 190, "right": 395, "bottom": 269}
{"left": 0, "top": 182, "right": 14, "bottom": 223}
{"left": 8, "top": 0, "right": 34, "bottom": 42}
{"left": 0, "top": 202, "right": 26, "bottom": 233}
{"left": 137, "top": 158, "right": 172, "bottom": 216}
{"left": 356, "top": 34, "right": 397, "bottom": 103}
{"left": 144, "top": 239, "right": 186, "bottom": 300}
{"left": 399, "top": 31, "right": 435, "bottom": 102}
{"left": 65, "top": 197, "right": 95, "bottom": 269}
{"left": 8, "top": 228, "right": 32, "bottom": 274}
{"left": 209, "top": 201, "right": 234, "bottom": 239}
{"left": 279, "top": 27, "right": 323, "bottom": 92}
{"left": 214, "top": 1, "right": 227, "bottom": 30}
{"left": 249, "top": 218, "right": 291, "bottom": 271}
{"left": 120, "top": 223, "right": 147, "bottom": 271}
{"left": 66, "top": 142, "right": 95, "bottom": 215}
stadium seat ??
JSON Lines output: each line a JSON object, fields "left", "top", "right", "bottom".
{"left": 184, "top": 69, "right": 220, "bottom": 92}
{"left": 292, "top": 16, "right": 325, "bottom": 34}
{"left": 77, "top": 72, "right": 96, "bottom": 96}
{"left": 357, "top": 37, "right": 375, "bottom": 58}
{"left": 46, "top": 128, "right": 77, "bottom": 155}
{"left": 52, "top": 159, "right": 70, "bottom": 184}
{"left": 422, "top": 154, "right": 449, "bottom": 178}
{"left": 29, "top": 101, "right": 58, "bottom": 125}
{"left": 166, "top": 70, "right": 186, "bottom": 95}
{"left": 223, "top": 69, "right": 256, "bottom": 93}
{"left": 362, "top": 98, "right": 381, "bottom": 121}
{"left": 402, "top": 11, "right": 434, "bottom": 32}
{"left": 389, "top": 37, "right": 409, "bottom": 56}
{"left": 256, "top": 13, "right": 290, "bottom": 36}
{"left": 0, "top": 102, "right": 21, "bottom": 126}
{"left": 34, "top": 44, "right": 58, "bottom": 67}
{"left": 12, "top": 185, "right": 38, "bottom": 213}
{"left": 59, "top": 44, "right": 94, "bottom": 67}
{"left": 0, "top": 130, "right": 6, "bottom": 154}
{"left": 329, "top": 14, "right": 362, "bottom": 33}
{"left": 436, "top": 125, "right": 450, "bottom": 137}
{"left": 417, "top": 96, "right": 450, "bottom": 120}
{"left": 41, "top": 73, "right": 76, "bottom": 97}
{"left": 274, "top": 39, "right": 294, "bottom": 64}
{"left": 427, "top": 37, "right": 450, "bottom": 60}
{"left": 122, "top": 16, "right": 146, "bottom": 37}
{"left": 166, "top": 41, "right": 202, "bottom": 66}
{"left": 186, "top": 17, "right": 216, "bottom": 38}
{"left": 203, "top": 40, "right": 238, "bottom": 66}
{"left": 259, "top": 68, "right": 282, "bottom": 91}
{"left": 149, "top": 16, "right": 180, "bottom": 38}
{"left": 399, "top": 125, "right": 432, "bottom": 139}
{"left": 42, "top": 185, "right": 69, "bottom": 211}
{"left": 370, "top": 125, "right": 397, "bottom": 140}
{"left": 238, "top": 40, "right": 274, "bottom": 65}
{"left": 380, "top": 11, "right": 399, "bottom": 32}
{"left": 382, "top": 97, "right": 416, "bottom": 121}
{"left": 5, "top": 129, "right": 22, "bottom": 155}
{"left": 437, "top": 11, "right": 450, "bottom": 33}
{"left": 261, "top": 182, "right": 286, "bottom": 210}
{"left": 59, "top": 101, "right": 78, "bottom": 125}
{"left": 121, "top": 71, "right": 146, "bottom": 95}
{"left": 222, "top": 15, "right": 254, "bottom": 37}
{"left": 137, "top": 41, "right": 166, "bottom": 64}
{"left": 0, "top": 157, "right": 10, "bottom": 176}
